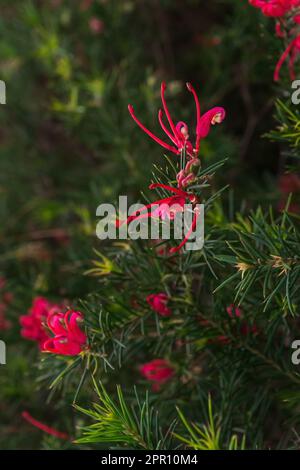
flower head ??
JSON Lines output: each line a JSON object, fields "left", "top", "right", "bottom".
{"left": 140, "top": 359, "right": 174, "bottom": 390}
{"left": 177, "top": 158, "right": 200, "bottom": 189}
{"left": 274, "top": 34, "right": 300, "bottom": 80}
{"left": 43, "top": 310, "right": 87, "bottom": 356}
{"left": 249, "top": 0, "right": 300, "bottom": 80}
{"left": 119, "top": 82, "right": 220, "bottom": 253}
{"left": 20, "top": 297, "right": 61, "bottom": 349}
{"left": 249, "top": 0, "right": 300, "bottom": 17}
{"left": 147, "top": 293, "right": 172, "bottom": 317}
{"left": 116, "top": 183, "right": 200, "bottom": 254}
{"left": 128, "top": 82, "right": 225, "bottom": 158}
{"left": 226, "top": 304, "right": 242, "bottom": 318}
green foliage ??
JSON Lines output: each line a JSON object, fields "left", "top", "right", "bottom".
{"left": 75, "top": 380, "right": 175, "bottom": 450}
{"left": 268, "top": 100, "right": 300, "bottom": 148}
{"left": 216, "top": 207, "right": 300, "bottom": 315}
{"left": 175, "top": 396, "right": 246, "bottom": 450}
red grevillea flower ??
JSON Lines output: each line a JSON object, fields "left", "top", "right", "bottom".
{"left": 140, "top": 359, "right": 174, "bottom": 390}
{"left": 176, "top": 158, "right": 200, "bottom": 189}
{"left": 249, "top": 0, "right": 300, "bottom": 80}
{"left": 43, "top": 310, "right": 87, "bottom": 356}
{"left": 147, "top": 293, "right": 172, "bottom": 317}
{"left": 226, "top": 304, "right": 242, "bottom": 318}
{"left": 249, "top": 0, "right": 300, "bottom": 17}
{"left": 22, "top": 411, "right": 69, "bottom": 440}
{"left": 20, "top": 297, "right": 61, "bottom": 349}
{"left": 116, "top": 183, "right": 200, "bottom": 254}
{"left": 274, "top": 34, "right": 300, "bottom": 80}
{"left": 128, "top": 82, "right": 225, "bottom": 158}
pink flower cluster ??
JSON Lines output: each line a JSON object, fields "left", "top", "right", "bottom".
{"left": 20, "top": 297, "right": 87, "bottom": 356}
{"left": 250, "top": 0, "right": 300, "bottom": 17}
{"left": 249, "top": 0, "right": 300, "bottom": 80}
{"left": 226, "top": 304, "right": 242, "bottom": 318}
{"left": 117, "top": 82, "right": 226, "bottom": 254}
{"left": 20, "top": 297, "right": 58, "bottom": 348}
{"left": 147, "top": 293, "right": 171, "bottom": 317}
{"left": 139, "top": 302, "right": 259, "bottom": 389}
{"left": 44, "top": 310, "right": 87, "bottom": 356}
{"left": 125, "top": 82, "right": 226, "bottom": 389}
{"left": 128, "top": 82, "right": 225, "bottom": 158}
{"left": 140, "top": 359, "right": 175, "bottom": 391}
{"left": 137, "top": 294, "right": 174, "bottom": 389}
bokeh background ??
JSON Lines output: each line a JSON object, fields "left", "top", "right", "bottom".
{"left": 0, "top": 0, "right": 292, "bottom": 449}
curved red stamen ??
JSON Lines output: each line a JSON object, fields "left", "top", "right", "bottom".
{"left": 158, "top": 109, "right": 179, "bottom": 146}
{"left": 128, "top": 104, "right": 178, "bottom": 154}
{"left": 160, "top": 82, "right": 179, "bottom": 143}
{"left": 289, "top": 45, "right": 297, "bottom": 81}
{"left": 274, "top": 39, "right": 296, "bottom": 81}
{"left": 22, "top": 411, "right": 69, "bottom": 440}
{"left": 169, "top": 207, "right": 200, "bottom": 254}
{"left": 186, "top": 82, "right": 201, "bottom": 151}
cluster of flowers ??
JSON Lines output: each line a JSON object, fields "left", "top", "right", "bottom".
{"left": 19, "top": 297, "right": 87, "bottom": 439}
{"left": 140, "top": 302, "right": 258, "bottom": 390}
{"left": 19, "top": 295, "right": 174, "bottom": 391}
{"left": 249, "top": 0, "right": 300, "bottom": 80}
{"left": 123, "top": 82, "right": 226, "bottom": 390}
{"left": 20, "top": 297, "right": 87, "bottom": 356}
{"left": 20, "top": 300, "right": 252, "bottom": 438}
{"left": 118, "top": 82, "right": 225, "bottom": 254}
